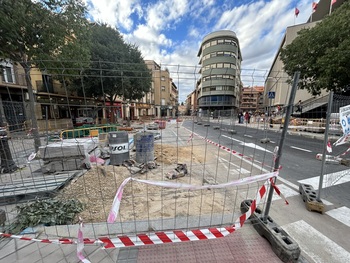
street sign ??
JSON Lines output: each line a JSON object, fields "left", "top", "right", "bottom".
{"left": 268, "top": 91, "right": 275, "bottom": 99}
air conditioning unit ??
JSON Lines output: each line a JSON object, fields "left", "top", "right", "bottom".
{"left": 24, "top": 92, "right": 29, "bottom": 101}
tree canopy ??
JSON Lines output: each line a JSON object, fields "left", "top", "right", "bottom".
{"left": 0, "top": 0, "right": 90, "bottom": 67}
{"left": 0, "top": 0, "right": 91, "bottom": 151}
{"left": 78, "top": 23, "right": 152, "bottom": 103}
{"left": 280, "top": 1, "right": 350, "bottom": 96}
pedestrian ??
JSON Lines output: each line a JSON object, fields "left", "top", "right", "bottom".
{"left": 244, "top": 112, "right": 249, "bottom": 124}
{"left": 238, "top": 112, "right": 243, "bottom": 124}
{"left": 296, "top": 100, "right": 302, "bottom": 113}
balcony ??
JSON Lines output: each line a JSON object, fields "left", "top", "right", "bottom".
{"left": 35, "top": 80, "right": 62, "bottom": 94}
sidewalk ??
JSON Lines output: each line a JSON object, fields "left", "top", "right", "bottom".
{"left": 0, "top": 222, "right": 284, "bottom": 263}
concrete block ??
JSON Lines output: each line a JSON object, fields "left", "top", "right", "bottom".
{"left": 229, "top": 129, "right": 237, "bottom": 134}
{"left": 42, "top": 158, "right": 83, "bottom": 173}
{"left": 260, "top": 138, "right": 270, "bottom": 143}
{"left": 299, "top": 183, "right": 325, "bottom": 213}
{"left": 204, "top": 123, "right": 210, "bottom": 127}
{"left": 241, "top": 200, "right": 301, "bottom": 263}
{"left": 213, "top": 126, "right": 220, "bottom": 130}
{"left": 39, "top": 138, "right": 99, "bottom": 160}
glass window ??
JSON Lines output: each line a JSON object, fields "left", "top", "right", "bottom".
{"left": 2, "top": 67, "right": 14, "bottom": 83}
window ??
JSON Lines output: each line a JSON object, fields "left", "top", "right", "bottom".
{"left": 161, "top": 86, "right": 165, "bottom": 91}
{"left": 161, "top": 99, "right": 165, "bottom": 105}
{"left": 2, "top": 67, "right": 14, "bottom": 83}
{"left": 161, "top": 76, "right": 165, "bottom": 81}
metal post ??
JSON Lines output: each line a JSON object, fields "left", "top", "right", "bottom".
{"left": 317, "top": 91, "right": 333, "bottom": 201}
{"left": 263, "top": 72, "right": 300, "bottom": 221}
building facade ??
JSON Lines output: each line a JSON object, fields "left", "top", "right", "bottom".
{"left": 145, "top": 60, "right": 178, "bottom": 118}
{"left": 196, "top": 30, "right": 242, "bottom": 115}
{"left": 264, "top": 0, "right": 346, "bottom": 116}
{"left": 240, "top": 86, "right": 264, "bottom": 113}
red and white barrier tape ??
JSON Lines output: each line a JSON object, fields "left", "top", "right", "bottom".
{"left": 185, "top": 128, "right": 274, "bottom": 170}
{"left": 102, "top": 178, "right": 271, "bottom": 248}
{"left": 77, "top": 218, "right": 91, "bottom": 263}
{"left": 107, "top": 171, "right": 278, "bottom": 223}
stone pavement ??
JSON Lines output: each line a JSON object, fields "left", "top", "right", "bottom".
{"left": 0, "top": 222, "right": 285, "bottom": 263}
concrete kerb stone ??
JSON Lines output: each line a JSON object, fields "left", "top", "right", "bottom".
{"left": 240, "top": 200, "right": 301, "bottom": 263}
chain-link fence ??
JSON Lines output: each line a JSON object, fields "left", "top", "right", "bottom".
{"left": 2, "top": 62, "right": 347, "bottom": 262}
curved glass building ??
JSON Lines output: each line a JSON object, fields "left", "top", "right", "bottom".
{"left": 197, "top": 30, "right": 242, "bottom": 115}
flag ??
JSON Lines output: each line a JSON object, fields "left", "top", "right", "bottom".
{"left": 327, "top": 140, "right": 332, "bottom": 153}
{"left": 312, "top": 2, "right": 318, "bottom": 12}
{"left": 331, "top": 0, "right": 337, "bottom": 5}
{"left": 295, "top": 7, "right": 300, "bottom": 17}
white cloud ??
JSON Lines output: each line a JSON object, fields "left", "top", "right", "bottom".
{"left": 87, "top": 0, "right": 140, "bottom": 31}
{"left": 85, "top": 0, "right": 317, "bottom": 102}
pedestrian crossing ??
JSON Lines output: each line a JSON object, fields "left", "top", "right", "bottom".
{"left": 282, "top": 220, "right": 350, "bottom": 263}
{"left": 269, "top": 170, "right": 350, "bottom": 263}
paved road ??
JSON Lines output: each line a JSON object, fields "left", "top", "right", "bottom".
{"left": 181, "top": 119, "right": 350, "bottom": 263}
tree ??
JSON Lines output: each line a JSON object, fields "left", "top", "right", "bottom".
{"left": 0, "top": 0, "right": 91, "bottom": 151}
{"left": 280, "top": 1, "right": 350, "bottom": 96}
{"left": 76, "top": 24, "right": 152, "bottom": 123}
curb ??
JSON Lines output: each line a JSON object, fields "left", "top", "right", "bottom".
{"left": 241, "top": 200, "right": 301, "bottom": 263}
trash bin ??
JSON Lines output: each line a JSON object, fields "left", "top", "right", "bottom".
{"left": 134, "top": 132, "right": 154, "bottom": 163}
{"left": 108, "top": 131, "right": 129, "bottom": 165}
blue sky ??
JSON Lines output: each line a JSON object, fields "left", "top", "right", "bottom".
{"left": 84, "top": 0, "right": 316, "bottom": 102}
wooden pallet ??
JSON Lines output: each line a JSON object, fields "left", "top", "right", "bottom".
{"left": 0, "top": 170, "right": 84, "bottom": 204}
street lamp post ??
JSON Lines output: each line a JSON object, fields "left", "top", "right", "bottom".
{"left": 261, "top": 76, "right": 281, "bottom": 143}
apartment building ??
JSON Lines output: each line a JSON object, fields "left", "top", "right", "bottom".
{"left": 196, "top": 30, "right": 243, "bottom": 115}
{"left": 240, "top": 86, "right": 264, "bottom": 113}
{"left": 0, "top": 61, "right": 27, "bottom": 130}
{"left": 145, "top": 60, "right": 178, "bottom": 118}
{"left": 264, "top": 0, "right": 346, "bottom": 115}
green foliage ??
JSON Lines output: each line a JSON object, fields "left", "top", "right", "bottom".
{"left": 280, "top": 1, "right": 350, "bottom": 95}
{"left": 0, "top": 0, "right": 91, "bottom": 70}
{"left": 8, "top": 199, "right": 84, "bottom": 233}
{"left": 76, "top": 23, "right": 152, "bottom": 102}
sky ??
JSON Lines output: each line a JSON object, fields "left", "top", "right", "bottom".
{"left": 84, "top": 0, "right": 316, "bottom": 103}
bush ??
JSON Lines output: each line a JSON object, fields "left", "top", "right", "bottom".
{"left": 9, "top": 198, "right": 84, "bottom": 233}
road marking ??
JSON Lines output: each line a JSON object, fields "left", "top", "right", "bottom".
{"left": 222, "top": 135, "right": 272, "bottom": 153}
{"left": 298, "top": 169, "right": 350, "bottom": 190}
{"left": 326, "top": 206, "right": 350, "bottom": 228}
{"left": 290, "top": 146, "right": 312, "bottom": 152}
{"left": 218, "top": 157, "right": 250, "bottom": 174}
{"left": 244, "top": 134, "right": 253, "bottom": 138}
{"left": 283, "top": 220, "right": 350, "bottom": 263}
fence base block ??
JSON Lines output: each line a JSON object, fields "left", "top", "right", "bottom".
{"left": 229, "top": 129, "right": 237, "bottom": 134}
{"left": 241, "top": 200, "right": 301, "bottom": 263}
{"left": 213, "top": 126, "right": 220, "bottom": 130}
{"left": 260, "top": 138, "right": 270, "bottom": 143}
{"left": 299, "top": 183, "right": 325, "bottom": 213}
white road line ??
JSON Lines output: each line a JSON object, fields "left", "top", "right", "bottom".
{"left": 283, "top": 220, "right": 350, "bottom": 263}
{"left": 298, "top": 169, "right": 350, "bottom": 190}
{"left": 219, "top": 157, "right": 250, "bottom": 174}
{"left": 326, "top": 206, "right": 350, "bottom": 228}
{"left": 290, "top": 146, "right": 312, "bottom": 152}
{"left": 221, "top": 135, "right": 272, "bottom": 153}
{"left": 244, "top": 134, "right": 253, "bottom": 138}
